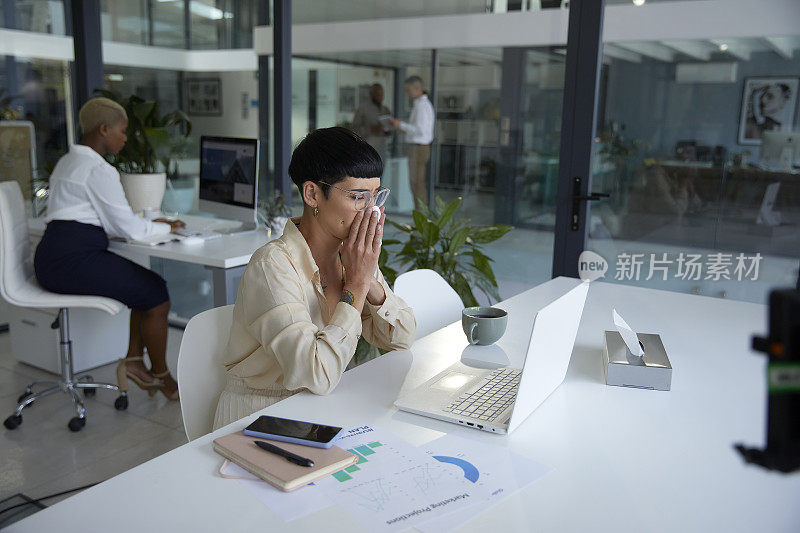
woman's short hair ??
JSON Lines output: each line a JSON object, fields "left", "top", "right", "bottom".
{"left": 78, "top": 97, "right": 127, "bottom": 135}
{"left": 288, "top": 127, "right": 383, "bottom": 198}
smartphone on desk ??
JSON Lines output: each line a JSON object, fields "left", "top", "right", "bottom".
{"left": 243, "top": 415, "right": 344, "bottom": 449}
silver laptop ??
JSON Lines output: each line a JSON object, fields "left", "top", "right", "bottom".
{"left": 395, "top": 281, "right": 590, "bottom": 435}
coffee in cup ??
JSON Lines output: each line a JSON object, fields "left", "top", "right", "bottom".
{"left": 462, "top": 306, "right": 508, "bottom": 345}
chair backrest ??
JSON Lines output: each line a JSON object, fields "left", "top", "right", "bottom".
{"left": 0, "top": 181, "right": 34, "bottom": 305}
{"left": 393, "top": 268, "right": 463, "bottom": 339}
{"left": 177, "top": 304, "right": 233, "bottom": 441}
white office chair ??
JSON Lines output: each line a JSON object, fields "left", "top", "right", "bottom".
{"left": 177, "top": 305, "right": 232, "bottom": 441}
{"left": 0, "top": 181, "right": 127, "bottom": 432}
{"left": 393, "top": 268, "right": 464, "bottom": 339}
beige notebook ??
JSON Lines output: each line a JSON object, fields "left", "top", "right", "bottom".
{"left": 212, "top": 432, "right": 357, "bottom": 492}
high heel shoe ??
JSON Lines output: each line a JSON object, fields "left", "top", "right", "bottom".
{"left": 116, "top": 357, "right": 164, "bottom": 396}
{"left": 152, "top": 370, "right": 179, "bottom": 401}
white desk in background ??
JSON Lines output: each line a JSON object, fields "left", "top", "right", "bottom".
{"left": 28, "top": 217, "right": 272, "bottom": 307}
{"left": 10, "top": 277, "right": 800, "bottom": 532}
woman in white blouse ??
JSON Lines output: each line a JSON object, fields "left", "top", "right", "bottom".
{"left": 213, "top": 127, "right": 417, "bottom": 429}
{"left": 34, "top": 97, "right": 185, "bottom": 402}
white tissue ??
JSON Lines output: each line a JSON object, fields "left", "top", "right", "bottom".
{"left": 612, "top": 309, "right": 644, "bottom": 357}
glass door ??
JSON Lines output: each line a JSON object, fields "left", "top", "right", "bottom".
{"left": 584, "top": 30, "right": 800, "bottom": 303}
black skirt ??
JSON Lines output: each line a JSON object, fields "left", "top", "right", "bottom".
{"left": 34, "top": 220, "right": 169, "bottom": 311}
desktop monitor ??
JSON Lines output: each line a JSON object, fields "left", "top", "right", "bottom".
{"left": 760, "top": 131, "right": 800, "bottom": 170}
{"left": 199, "top": 136, "right": 259, "bottom": 223}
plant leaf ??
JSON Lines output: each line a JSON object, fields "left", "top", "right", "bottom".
{"left": 133, "top": 101, "right": 156, "bottom": 125}
{"left": 471, "top": 225, "right": 513, "bottom": 244}
{"left": 469, "top": 248, "right": 496, "bottom": 283}
{"left": 412, "top": 210, "right": 428, "bottom": 235}
{"left": 452, "top": 272, "right": 478, "bottom": 307}
{"left": 437, "top": 196, "right": 461, "bottom": 228}
{"left": 423, "top": 221, "right": 440, "bottom": 248}
{"left": 415, "top": 201, "right": 434, "bottom": 219}
{"left": 448, "top": 227, "right": 470, "bottom": 255}
{"left": 161, "top": 109, "right": 193, "bottom": 137}
{"left": 386, "top": 219, "right": 412, "bottom": 233}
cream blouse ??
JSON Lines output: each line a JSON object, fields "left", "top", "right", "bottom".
{"left": 221, "top": 218, "right": 416, "bottom": 394}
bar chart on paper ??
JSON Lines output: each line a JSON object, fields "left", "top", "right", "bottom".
{"left": 315, "top": 426, "right": 490, "bottom": 531}
{"left": 331, "top": 441, "right": 384, "bottom": 482}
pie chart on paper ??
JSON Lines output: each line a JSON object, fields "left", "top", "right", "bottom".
{"left": 432, "top": 455, "right": 480, "bottom": 483}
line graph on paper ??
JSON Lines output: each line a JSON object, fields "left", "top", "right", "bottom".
{"left": 316, "top": 427, "right": 484, "bottom": 530}
{"left": 411, "top": 462, "right": 451, "bottom": 494}
{"left": 344, "top": 478, "right": 393, "bottom": 512}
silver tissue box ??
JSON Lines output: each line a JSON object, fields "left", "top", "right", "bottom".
{"left": 602, "top": 331, "right": 672, "bottom": 391}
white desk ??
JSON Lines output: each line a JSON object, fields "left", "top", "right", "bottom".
{"left": 10, "top": 277, "right": 800, "bottom": 532}
{"left": 28, "top": 218, "right": 273, "bottom": 307}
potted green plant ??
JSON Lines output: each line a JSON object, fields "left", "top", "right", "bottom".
{"left": 348, "top": 196, "right": 512, "bottom": 369}
{"left": 382, "top": 196, "right": 513, "bottom": 307}
{"left": 95, "top": 89, "right": 191, "bottom": 213}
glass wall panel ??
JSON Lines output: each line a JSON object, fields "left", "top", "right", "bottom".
{"left": 303, "top": 44, "right": 566, "bottom": 303}
{"left": 104, "top": 66, "right": 182, "bottom": 110}
{"left": 151, "top": 0, "right": 187, "bottom": 48}
{"left": 288, "top": 54, "right": 398, "bottom": 212}
{"left": 8, "top": 0, "right": 67, "bottom": 34}
{"left": 434, "top": 47, "right": 564, "bottom": 298}
{"left": 191, "top": 0, "right": 257, "bottom": 49}
{"left": 292, "top": 0, "right": 490, "bottom": 25}
{"left": 100, "top": 0, "right": 254, "bottom": 49}
{"left": 101, "top": 0, "right": 185, "bottom": 48}
{"left": 586, "top": 34, "right": 800, "bottom": 303}
{"left": 291, "top": 50, "right": 427, "bottom": 216}
{"left": 0, "top": 57, "right": 70, "bottom": 215}
{"left": 101, "top": 0, "right": 149, "bottom": 45}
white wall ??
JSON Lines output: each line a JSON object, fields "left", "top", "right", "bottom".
{"left": 185, "top": 70, "right": 259, "bottom": 140}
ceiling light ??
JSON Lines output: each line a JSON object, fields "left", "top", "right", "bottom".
{"left": 633, "top": 0, "right": 646, "bottom": 6}
{"left": 189, "top": 1, "right": 232, "bottom": 20}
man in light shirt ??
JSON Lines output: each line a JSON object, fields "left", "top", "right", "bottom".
{"left": 390, "top": 76, "right": 435, "bottom": 209}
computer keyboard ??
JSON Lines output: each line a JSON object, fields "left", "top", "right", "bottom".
{"left": 164, "top": 213, "right": 222, "bottom": 241}
{"left": 443, "top": 368, "right": 521, "bottom": 421}
{"left": 174, "top": 228, "right": 221, "bottom": 241}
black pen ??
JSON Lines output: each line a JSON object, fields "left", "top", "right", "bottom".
{"left": 254, "top": 440, "right": 315, "bottom": 467}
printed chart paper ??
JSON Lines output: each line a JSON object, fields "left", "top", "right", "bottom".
{"left": 416, "top": 433, "right": 553, "bottom": 532}
{"left": 218, "top": 425, "right": 551, "bottom": 530}
{"left": 314, "top": 425, "right": 491, "bottom": 531}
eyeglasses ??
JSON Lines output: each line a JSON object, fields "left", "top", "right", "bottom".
{"left": 320, "top": 182, "right": 391, "bottom": 212}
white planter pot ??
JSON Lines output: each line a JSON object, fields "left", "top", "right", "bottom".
{"left": 120, "top": 172, "right": 167, "bottom": 213}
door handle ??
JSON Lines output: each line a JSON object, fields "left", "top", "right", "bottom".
{"left": 573, "top": 193, "right": 610, "bottom": 201}
{"left": 571, "top": 177, "right": 610, "bottom": 231}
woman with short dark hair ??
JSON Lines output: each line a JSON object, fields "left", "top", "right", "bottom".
{"left": 213, "top": 127, "right": 416, "bottom": 429}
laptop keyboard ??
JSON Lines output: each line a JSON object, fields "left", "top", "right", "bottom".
{"left": 442, "top": 368, "right": 521, "bottom": 422}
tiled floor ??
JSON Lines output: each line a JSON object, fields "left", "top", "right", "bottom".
{"left": 0, "top": 327, "right": 189, "bottom": 511}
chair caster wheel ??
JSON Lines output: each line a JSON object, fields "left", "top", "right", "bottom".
{"left": 83, "top": 388, "right": 96, "bottom": 397}
{"left": 4, "top": 414, "right": 22, "bottom": 430}
{"left": 68, "top": 417, "right": 86, "bottom": 432}
{"left": 17, "top": 391, "right": 33, "bottom": 403}
{"left": 114, "top": 395, "right": 128, "bottom": 410}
